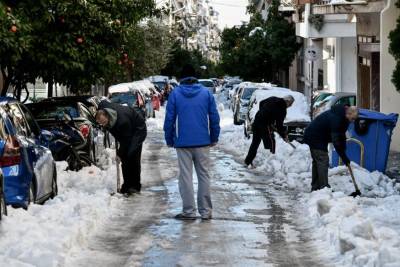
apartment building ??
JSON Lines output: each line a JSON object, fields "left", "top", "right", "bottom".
{"left": 159, "top": 0, "right": 221, "bottom": 62}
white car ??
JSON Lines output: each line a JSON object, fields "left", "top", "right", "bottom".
{"left": 198, "top": 79, "right": 216, "bottom": 94}
{"left": 244, "top": 88, "right": 311, "bottom": 142}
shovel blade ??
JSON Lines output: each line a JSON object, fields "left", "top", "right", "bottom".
{"left": 349, "top": 189, "right": 362, "bottom": 198}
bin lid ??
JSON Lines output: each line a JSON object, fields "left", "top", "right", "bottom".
{"left": 358, "top": 109, "right": 399, "bottom": 124}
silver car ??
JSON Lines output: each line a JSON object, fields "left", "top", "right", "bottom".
{"left": 313, "top": 92, "right": 356, "bottom": 118}
{"left": 233, "top": 86, "right": 258, "bottom": 125}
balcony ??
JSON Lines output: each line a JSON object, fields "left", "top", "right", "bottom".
{"left": 296, "top": 4, "right": 356, "bottom": 38}
{"left": 311, "top": 0, "right": 385, "bottom": 15}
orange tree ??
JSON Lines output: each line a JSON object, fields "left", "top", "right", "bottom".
{"left": 0, "top": 0, "right": 157, "bottom": 97}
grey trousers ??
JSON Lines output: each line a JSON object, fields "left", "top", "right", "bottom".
{"left": 176, "top": 147, "right": 212, "bottom": 216}
{"left": 310, "top": 149, "right": 330, "bottom": 191}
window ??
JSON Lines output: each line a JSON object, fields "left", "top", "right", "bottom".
{"left": 241, "top": 88, "right": 257, "bottom": 100}
{"left": 8, "top": 104, "right": 30, "bottom": 137}
{"left": 335, "top": 96, "right": 356, "bottom": 106}
{"left": 30, "top": 103, "right": 80, "bottom": 120}
{"left": 19, "top": 104, "right": 40, "bottom": 136}
{"left": 80, "top": 104, "right": 96, "bottom": 124}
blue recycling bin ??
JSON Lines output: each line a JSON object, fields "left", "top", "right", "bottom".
{"left": 331, "top": 109, "right": 398, "bottom": 173}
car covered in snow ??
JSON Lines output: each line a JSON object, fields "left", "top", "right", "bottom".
{"left": 0, "top": 98, "right": 57, "bottom": 208}
{"left": 232, "top": 83, "right": 274, "bottom": 125}
{"left": 244, "top": 88, "right": 311, "bottom": 142}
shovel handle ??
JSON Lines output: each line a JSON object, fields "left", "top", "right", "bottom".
{"left": 347, "top": 164, "right": 360, "bottom": 192}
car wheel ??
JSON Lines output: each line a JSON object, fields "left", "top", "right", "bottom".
{"left": 233, "top": 112, "right": 241, "bottom": 125}
{"left": 0, "top": 192, "right": 7, "bottom": 220}
{"left": 51, "top": 166, "right": 58, "bottom": 199}
{"left": 28, "top": 181, "right": 36, "bottom": 205}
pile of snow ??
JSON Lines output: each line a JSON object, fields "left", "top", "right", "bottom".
{"left": 0, "top": 149, "right": 122, "bottom": 266}
{"left": 248, "top": 87, "right": 311, "bottom": 123}
{"left": 108, "top": 80, "right": 155, "bottom": 96}
{"left": 218, "top": 104, "right": 400, "bottom": 267}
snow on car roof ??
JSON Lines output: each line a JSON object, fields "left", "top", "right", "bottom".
{"left": 109, "top": 80, "right": 154, "bottom": 95}
{"left": 249, "top": 87, "right": 311, "bottom": 123}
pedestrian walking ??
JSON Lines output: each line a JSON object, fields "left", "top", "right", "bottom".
{"left": 244, "top": 95, "right": 295, "bottom": 168}
{"left": 96, "top": 101, "right": 147, "bottom": 195}
{"left": 304, "top": 105, "right": 358, "bottom": 191}
{"left": 164, "top": 64, "right": 220, "bottom": 220}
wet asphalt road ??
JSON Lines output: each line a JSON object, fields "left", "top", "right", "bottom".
{"left": 67, "top": 130, "right": 330, "bottom": 267}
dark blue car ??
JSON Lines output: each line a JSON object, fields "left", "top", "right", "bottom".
{"left": 0, "top": 98, "right": 57, "bottom": 208}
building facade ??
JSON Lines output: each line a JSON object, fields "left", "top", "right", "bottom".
{"left": 295, "top": 0, "right": 400, "bottom": 150}
{"left": 159, "top": 0, "right": 221, "bottom": 62}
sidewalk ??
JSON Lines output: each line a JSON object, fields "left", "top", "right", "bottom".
{"left": 387, "top": 151, "right": 400, "bottom": 182}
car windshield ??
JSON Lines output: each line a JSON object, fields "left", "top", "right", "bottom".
{"left": 199, "top": 80, "right": 214, "bottom": 87}
{"left": 153, "top": 82, "right": 167, "bottom": 89}
{"left": 313, "top": 93, "right": 332, "bottom": 107}
{"left": 110, "top": 92, "right": 137, "bottom": 107}
{"left": 29, "top": 103, "right": 80, "bottom": 119}
{"left": 241, "top": 88, "right": 257, "bottom": 100}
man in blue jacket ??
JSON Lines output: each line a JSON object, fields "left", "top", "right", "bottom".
{"left": 164, "top": 64, "right": 220, "bottom": 220}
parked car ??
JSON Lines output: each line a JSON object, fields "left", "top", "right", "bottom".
{"left": 198, "top": 79, "right": 216, "bottom": 94}
{"left": 108, "top": 83, "right": 146, "bottom": 117}
{"left": 26, "top": 99, "right": 103, "bottom": 163}
{"left": 313, "top": 92, "right": 356, "bottom": 118}
{"left": 40, "top": 95, "right": 100, "bottom": 116}
{"left": 233, "top": 85, "right": 267, "bottom": 125}
{"left": 244, "top": 88, "right": 311, "bottom": 142}
{"left": 224, "top": 79, "right": 242, "bottom": 98}
{"left": 0, "top": 98, "right": 57, "bottom": 208}
{"left": 0, "top": 169, "right": 7, "bottom": 220}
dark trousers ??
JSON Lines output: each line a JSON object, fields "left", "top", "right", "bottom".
{"left": 120, "top": 144, "right": 143, "bottom": 191}
{"left": 245, "top": 126, "right": 275, "bottom": 165}
{"left": 310, "top": 149, "right": 330, "bottom": 191}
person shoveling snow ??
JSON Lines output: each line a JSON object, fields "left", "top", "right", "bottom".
{"left": 244, "top": 95, "right": 295, "bottom": 168}
{"left": 304, "top": 105, "right": 359, "bottom": 193}
{"left": 96, "top": 101, "right": 147, "bottom": 195}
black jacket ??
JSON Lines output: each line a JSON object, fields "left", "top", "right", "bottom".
{"left": 98, "top": 101, "right": 147, "bottom": 158}
{"left": 304, "top": 105, "right": 350, "bottom": 164}
{"left": 253, "top": 96, "right": 287, "bottom": 138}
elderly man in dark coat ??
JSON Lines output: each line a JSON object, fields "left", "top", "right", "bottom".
{"left": 96, "top": 101, "right": 147, "bottom": 194}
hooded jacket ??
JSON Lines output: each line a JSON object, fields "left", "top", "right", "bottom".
{"left": 98, "top": 101, "right": 147, "bottom": 158}
{"left": 163, "top": 77, "right": 220, "bottom": 148}
{"left": 304, "top": 105, "right": 350, "bottom": 164}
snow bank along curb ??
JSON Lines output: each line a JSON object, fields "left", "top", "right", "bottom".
{"left": 219, "top": 105, "right": 400, "bottom": 267}
{"left": 0, "top": 149, "right": 123, "bottom": 267}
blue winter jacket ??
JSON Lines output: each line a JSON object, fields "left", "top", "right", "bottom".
{"left": 163, "top": 77, "right": 220, "bottom": 148}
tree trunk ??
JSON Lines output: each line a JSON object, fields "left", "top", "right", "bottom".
{"left": 1, "top": 69, "right": 10, "bottom": 97}
{"left": 48, "top": 80, "right": 53, "bottom": 98}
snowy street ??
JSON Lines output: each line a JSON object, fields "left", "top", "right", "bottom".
{"left": 1, "top": 103, "right": 400, "bottom": 267}
{"left": 66, "top": 129, "right": 326, "bottom": 267}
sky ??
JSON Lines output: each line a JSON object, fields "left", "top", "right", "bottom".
{"left": 209, "top": 0, "right": 250, "bottom": 29}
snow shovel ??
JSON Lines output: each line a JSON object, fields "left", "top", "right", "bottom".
{"left": 115, "top": 141, "right": 121, "bottom": 194}
{"left": 346, "top": 164, "right": 361, "bottom": 197}
{"left": 116, "top": 155, "right": 121, "bottom": 193}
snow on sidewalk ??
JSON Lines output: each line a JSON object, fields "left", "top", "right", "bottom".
{"left": 0, "top": 149, "right": 123, "bottom": 267}
{"left": 218, "top": 105, "right": 400, "bottom": 267}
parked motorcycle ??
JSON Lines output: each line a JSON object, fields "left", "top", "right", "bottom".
{"left": 43, "top": 112, "right": 94, "bottom": 171}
